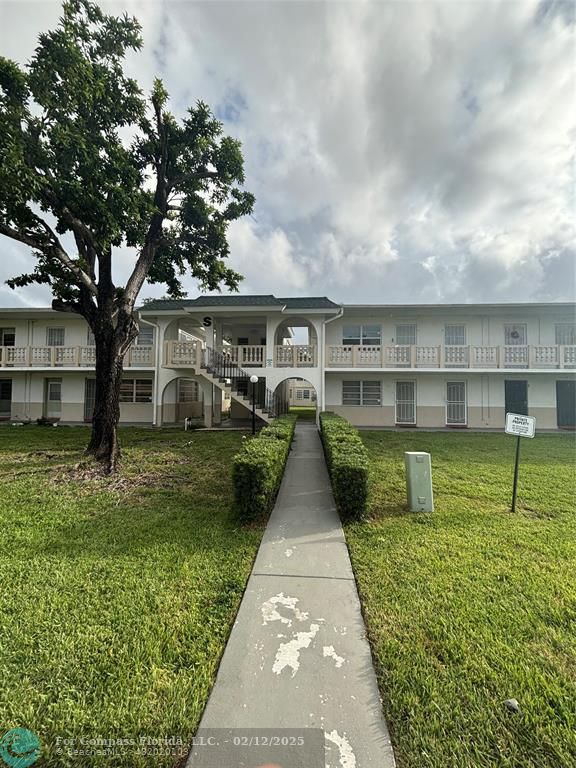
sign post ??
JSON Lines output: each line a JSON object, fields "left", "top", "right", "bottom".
{"left": 505, "top": 413, "right": 536, "bottom": 512}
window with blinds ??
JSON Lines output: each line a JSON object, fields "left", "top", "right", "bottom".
{"left": 136, "top": 326, "right": 154, "bottom": 345}
{"left": 342, "top": 325, "right": 382, "bottom": 345}
{"left": 445, "top": 324, "right": 466, "bottom": 346}
{"left": 178, "top": 380, "right": 200, "bottom": 402}
{"left": 342, "top": 380, "right": 381, "bottom": 406}
{"left": 119, "top": 379, "right": 153, "bottom": 403}
{"left": 395, "top": 324, "right": 417, "bottom": 345}
{"left": 46, "top": 328, "right": 65, "bottom": 347}
{"left": 555, "top": 324, "right": 576, "bottom": 345}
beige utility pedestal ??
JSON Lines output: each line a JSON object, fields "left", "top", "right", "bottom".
{"left": 404, "top": 451, "right": 434, "bottom": 512}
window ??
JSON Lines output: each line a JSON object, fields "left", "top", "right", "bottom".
{"left": 302, "top": 389, "right": 310, "bottom": 400}
{"left": 446, "top": 381, "right": 466, "bottom": 425}
{"left": 136, "top": 326, "right": 154, "bottom": 346}
{"left": 555, "top": 324, "right": 576, "bottom": 345}
{"left": 46, "top": 327, "right": 65, "bottom": 347}
{"left": 342, "top": 325, "right": 381, "bottom": 345}
{"left": 178, "top": 380, "right": 200, "bottom": 402}
{"left": 119, "top": 379, "right": 152, "bottom": 403}
{"left": 395, "top": 324, "right": 417, "bottom": 345}
{"left": 504, "top": 324, "right": 527, "bottom": 345}
{"left": 237, "top": 337, "right": 249, "bottom": 345}
{"left": 296, "top": 390, "right": 303, "bottom": 400}
{"left": 342, "top": 380, "right": 381, "bottom": 406}
{"left": 0, "top": 328, "right": 15, "bottom": 347}
{"left": 395, "top": 381, "right": 415, "bottom": 424}
{"left": 445, "top": 324, "right": 466, "bottom": 346}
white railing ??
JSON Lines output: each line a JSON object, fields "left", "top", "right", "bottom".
{"left": 164, "top": 340, "right": 199, "bottom": 368}
{"left": 326, "top": 344, "right": 576, "bottom": 369}
{"left": 216, "top": 345, "right": 266, "bottom": 367}
{"left": 504, "top": 345, "right": 529, "bottom": 367}
{"left": 445, "top": 345, "right": 469, "bottom": 367}
{"left": 0, "top": 345, "right": 155, "bottom": 368}
{"left": 275, "top": 345, "right": 316, "bottom": 367}
{"left": 384, "top": 346, "right": 411, "bottom": 366}
{"left": 471, "top": 346, "right": 499, "bottom": 367}
{"left": 563, "top": 346, "right": 576, "bottom": 367}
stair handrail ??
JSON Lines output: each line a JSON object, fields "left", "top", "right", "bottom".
{"left": 202, "top": 346, "right": 288, "bottom": 418}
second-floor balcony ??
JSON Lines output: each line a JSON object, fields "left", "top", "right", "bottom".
{"left": 326, "top": 344, "right": 576, "bottom": 369}
{"left": 163, "top": 342, "right": 317, "bottom": 369}
{"left": 0, "top": 345, "right": 155, "bottom": 368}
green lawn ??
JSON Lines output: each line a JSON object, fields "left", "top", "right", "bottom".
{"left": 345, "top": 431, "right": 576, "bottom": 768}
{"left": 288, "top": 406, "right": 317, "bottom": 420}
{"left": 0, "top": 426, "right": 261, "bottom": 767}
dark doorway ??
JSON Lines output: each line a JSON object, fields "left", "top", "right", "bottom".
{"left": 556, "top": 381, "right": 576, "bottom": 428}
{"left": 0, "top": 379, "right": 12, "bottom": 419}
{"left": 505, "top": 380, "right": 528, "bottom": 416}
{"left": 84, "top": 378, "right": 96, "bottom": 422}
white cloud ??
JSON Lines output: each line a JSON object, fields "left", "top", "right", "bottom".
{"left": 0, "top": 0, "right": 574, "bottom": 307}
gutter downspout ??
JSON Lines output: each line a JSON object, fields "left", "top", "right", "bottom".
{"left": 138, "top": 313, "right": 160, "bottom": 427}
{"left": 320, "top": 306, "right": 344, "bottom": 423}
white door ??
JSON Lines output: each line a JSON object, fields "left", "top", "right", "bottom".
{"left": 45, "top": 379, "right": 62, "bottom": 419}
{"left": 446, "top": 382, "right": 466, "bottom": 425}
{"left": 395, "top": 381, "right": 416, "bottom": 424}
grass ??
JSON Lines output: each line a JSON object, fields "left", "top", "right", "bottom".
{"left": 345, "top": 431, "right": 576, "bottom": 768}
{"left": 0, "top": 425, "right": 262, "bottom": 767}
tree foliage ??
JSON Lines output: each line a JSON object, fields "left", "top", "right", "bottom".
{"left": 0, "top": 0, "right": 254, "bottom": 468}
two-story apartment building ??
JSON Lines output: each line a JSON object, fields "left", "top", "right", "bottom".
{"left": 0, "top": 296, "right": 574, "bottom": 430}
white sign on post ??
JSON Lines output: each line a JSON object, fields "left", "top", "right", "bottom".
{"left": 505, "top": 413, "right": 536, "bottom": 438}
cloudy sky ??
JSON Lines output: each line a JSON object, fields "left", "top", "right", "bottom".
{"left": 0, "top": 0, "right": 575, "bottom": 307}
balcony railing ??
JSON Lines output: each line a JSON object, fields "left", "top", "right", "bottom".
{"left": 164, "top": 342, "right": 318, "bottom": 369}
{"left": 216, "top": 345, "right": 265, "bottom": 367}
{"left": 326, "top": 344, "right": 576, "bottom": 369}
{"left": 0, "top": 345, "right": 155, "bottom": 368}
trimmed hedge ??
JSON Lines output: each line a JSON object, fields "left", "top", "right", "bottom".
{"left": 319, "top": 412, "right": 369, "bottom": 521}
{"left": 232, "top": 414, "right": 297, "bottom": 520}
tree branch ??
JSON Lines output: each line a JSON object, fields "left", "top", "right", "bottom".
{"left": 123, "top": 103, "right": 169, "bottom": 308}
{"left": 0, "top": 219, "right": 99, "bottom": 297}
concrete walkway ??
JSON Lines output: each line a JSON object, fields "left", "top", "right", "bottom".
{"left": 187, "top": 422, "right": 396, "bottom": 768}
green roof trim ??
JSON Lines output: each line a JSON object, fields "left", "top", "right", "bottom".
{"left": 139, "top": 294, "right": 341, "bottom": 311}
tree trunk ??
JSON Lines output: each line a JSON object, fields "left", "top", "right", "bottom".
{"left": 86, "top": 331, "right": 124, "bottom": 473}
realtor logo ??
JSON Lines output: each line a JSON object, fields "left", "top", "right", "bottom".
{"left": 0, "top": 729, "right": 41, "bottom": 768}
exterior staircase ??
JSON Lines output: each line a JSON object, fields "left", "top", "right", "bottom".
{"left": 199, "top": 347, "right": 287, "bottom": 425}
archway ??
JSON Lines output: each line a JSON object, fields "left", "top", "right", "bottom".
{"left": 160, "top": 376, "right": 205, "bottom": 425}
{"left": 274, "top": 377, "right": 318, "bottom": 420}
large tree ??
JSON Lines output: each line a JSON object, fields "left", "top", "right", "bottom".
{"left": 0, "top": 0, "right": 254, "bottom": 470}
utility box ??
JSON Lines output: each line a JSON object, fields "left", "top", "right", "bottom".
{"left": 404, "top": 452, "right": 434, "bottom": 512}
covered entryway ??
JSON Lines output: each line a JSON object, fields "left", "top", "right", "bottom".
{"left": 556, "top": 381, "right": 576, "bottom": 428}
{"left": 505, "top": 380, "right": 528, "bottom": 416}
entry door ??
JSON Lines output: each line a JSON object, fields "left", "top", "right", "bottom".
{"left": 0, "top": 379, "right": 12, "bottom": 419}
{"left": 505, "top": 380, "right": 528, "bottom": 416}
{"left": 556, "top": 381, "right": 576, "bottom": 428}
{"left": 396, "top": 381, "right": 416, "bottom": 424}
{"left": 446, "top": 382, "right": 466, "bottom": 425}
{"left": 84, "top": 378, "right": 96, "bottom": 422}
{"left": 44, "top": 378, "right": 62, "bottom": 419}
